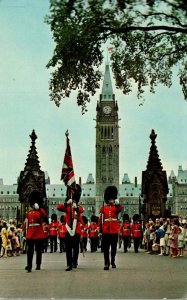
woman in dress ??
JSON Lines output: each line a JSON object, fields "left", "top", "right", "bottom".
{"left": 1, "top": 221, "right": 8, "bottom": 257}
{"left": 169, "top": 218, "right": 179, "bottom": 258}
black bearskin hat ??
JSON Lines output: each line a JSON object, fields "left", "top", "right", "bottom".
{"left": 104, "top": 185, "right": 118, "bottom": 204}
{"left": 133, "top": 214, "right": 140, "bottom": 222}
{"left": 91, "top": 215, "right": 98, "bottom": 223}
{"left": 60, "top": 215, "right": 65, "bottom": 223}
{"left": 51, "top": 213, "right": 57, "bottom": 222}
{"left": 123, "top": 213, "right": 129, "bottom": 222}
{"left": 66, "top": 184, "right": 82, "bottom": 203}
{"left": 28, "top": 190, "right": 42, "bottom": 207}
{"left": 82, "top": 215, "right": 88, "bottom": 224}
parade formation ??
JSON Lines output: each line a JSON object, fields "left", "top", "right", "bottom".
{"left": 1, "top": 188, "right": 187, "bottom": 273}
{"left": 1, "top": 131, "right": 187, "bottom": 273}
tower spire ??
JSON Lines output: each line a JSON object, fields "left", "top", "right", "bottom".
{"left": 146, "top": 129, "right": 163, "bottom": 171}
{"left": 101, "top": 63, "right": 114, "bottom": 101}
{"left": 24, "top": 129, "right": 41, "bottom": 172}
{"left": 17, "top": 129, "right": 47, "bottom": 221}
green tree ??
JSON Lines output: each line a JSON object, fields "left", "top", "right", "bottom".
{"left": 45, "top": 0, "right": 187, "bottom": 113}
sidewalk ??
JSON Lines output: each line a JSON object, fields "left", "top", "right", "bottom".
{"left": 0, "top": 247, "right": 187, "bottom": 299}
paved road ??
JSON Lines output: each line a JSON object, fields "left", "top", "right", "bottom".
{"left": 0, "top": 247, "right": 187, "bottom": 299}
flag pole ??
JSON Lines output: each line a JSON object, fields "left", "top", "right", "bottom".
{"left": 61, "top": 129, "right": 76, "bottom": 229}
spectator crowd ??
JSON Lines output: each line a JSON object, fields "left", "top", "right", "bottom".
{"left": 0, "top": 215, "right": 187, "bottom": 259}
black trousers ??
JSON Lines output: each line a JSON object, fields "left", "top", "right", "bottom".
{"left": 123, "top": 236, "right": 130, "bottom": 252}
{"left": 43, "top": 238, "right": 48, "bottom": 252}
{"left": 59, "top": 237, "right": 66, "bottom": 252}
{"left": 90, "top": 237, "right": 98, "bottom": 252}
{"left": 80, "top": 237, "right": 88, "bottom": 252}
{"left": 27, "top": 238, "right": 43, "bottom": 270}
{"left": 50, "top": 236, "right": 57, "bottom": 252}
{"left": 102, "top": 233, "right": 118, "bottom": 266}
{"left": 65, "top": 233, "right": 80, "bottom": 267}
{"left": 133, "top": 237, "right": 140, "bottom": 253}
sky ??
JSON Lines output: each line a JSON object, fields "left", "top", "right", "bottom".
{"left": 0, "top": 0, "right": 187, "bottom": 186}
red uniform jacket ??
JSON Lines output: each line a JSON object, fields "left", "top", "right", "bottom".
{"left": 43, "top": 224, "right": 49, "bottom": 239}
{"left": 26, "top": 208, "right": 47, "bottom": 239}
{"left": 120, "top": 221, "right": 131, "bottom": 237}
{"left": 57, "top": 203, "right": 84, "bottom": 235}
{"left": 49, "top": 221, "right": 59, "bottom": 236}
{"left": 89, "top": 222, "right": 99, "bottom": 238}
{"left": 81, "top": 224, "right": 89, "bottom": 238}
{"left": 58, "top": 223, "right": 67, "bottom": 238}
{"left": 99, "top": 204, "right": 123, "bottom": 234}
{"left": 131, "top": 222, "right": 142, "bottom": 238}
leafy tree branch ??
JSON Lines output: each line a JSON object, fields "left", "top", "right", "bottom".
{"left": 45, "top": 0, "right": 187, "bottom": 113}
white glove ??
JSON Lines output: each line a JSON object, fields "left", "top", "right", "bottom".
{"left": 115, "top": 199, "right": 119, "bottom": 205}
{"left": 72, "top": 202, "right": 77, "bottom": 209}
{"left": 67, "top": 199, "right": 73, "bottom": 204}
{"left": 33, "top": 203, "right": 39, "bottom": 210}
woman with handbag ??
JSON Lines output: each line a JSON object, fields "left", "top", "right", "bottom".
{"left": 169, "top": 218, "right": 179, "bottom": 258}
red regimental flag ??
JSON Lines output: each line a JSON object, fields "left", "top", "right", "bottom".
{"left": 108, "top": 47, "right": 114, "bottom": 52}
{"left": 61, "top": 130, "right": 75, "bottom": 187}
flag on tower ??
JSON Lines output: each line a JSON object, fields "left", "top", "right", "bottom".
{"left": 61, "top": 130, "right": 75, "bottom": 187}
{"left": 107, "top": 47, "right": 114, "bottom": 52}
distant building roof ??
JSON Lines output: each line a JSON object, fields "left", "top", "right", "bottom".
{"left": 169, "top": 170, "right": 176, "bottom": 178}
{"left": 122, "top": 173, "right": 131, "bottom": 184}
{"left": 177, "top": 165, "right": 187, "bottom": 183}
{"left": 86, "top": 173, "right": 94, "bottom": 184}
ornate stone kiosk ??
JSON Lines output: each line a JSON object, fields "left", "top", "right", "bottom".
{"left": 141, "top": 129, "right": 169, "bottom": 222}
{"left": 17, "top": 130, "right": 47, "bottom": 222}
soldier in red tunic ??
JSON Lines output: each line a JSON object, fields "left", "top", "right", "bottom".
{"left": 131, "top": 214, "right": 142, "bottom": 253}
{"left": 58, "top": 215, "right": 67, "bottom": 253}
{"left": 89, "top": 215, "right": 99, "bottom": 252}
{"left": 42, "top": 219, "right": 49, "bottom": 253}
{"left": 25, "top": 190, "right": 47, "bottom": 272}
{"left": 80, "top": 215, "right": 89, "bottom": 253}
{"left": 99, "top": 186, "right": 123, "bottom": 270}
{"left": 49, "top": 213, "right": 59, "bottom": 253}
{"left": 57, "top": 184, "right": 84, "bottom": 271}
{"left": 120, "top": 213, "right": 131, "bottom": 253}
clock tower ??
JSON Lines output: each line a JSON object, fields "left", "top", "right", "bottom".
{"left": 95, "top": 63, "right": 119, "bottom": 213}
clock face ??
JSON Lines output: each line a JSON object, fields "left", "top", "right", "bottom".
{"left": 103, "top": 106, "right": 112, "bottom": 114}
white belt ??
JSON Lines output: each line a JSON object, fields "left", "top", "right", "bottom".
{"left": 105, "top": 218, "right": 117, "bottom": 221}
{"left": 29, "top": 223, "right": 40, "bottom": 227}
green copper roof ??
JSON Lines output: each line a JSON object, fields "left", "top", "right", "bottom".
{"left": 101, "top": 63, "right": 114, "bottom": 101}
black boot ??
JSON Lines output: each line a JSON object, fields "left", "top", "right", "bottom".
{"left": 111, "top": 258, "right": 116, "bottom": 268}
{"left": 25, "top": 266, "right": 32, "bottom": 272}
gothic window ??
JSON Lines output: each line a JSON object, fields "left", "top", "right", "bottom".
{"left": 102, "top": 146, "right": 106, "bottom": 153}
{"left": 101, "top": 127, "right": 103, "bottom": 138}
{"left": 108, "top": 126, "right": 110, "bottom": 138}
{"left": 111, "top": 127, "right": 114, "bottom": 137}
{"left": 105, "top": 127, "right": 107, "bottom": 138}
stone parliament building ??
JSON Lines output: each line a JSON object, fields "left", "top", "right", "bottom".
{"left": 0, "top": 65, "right": 186, "bottom": 222}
